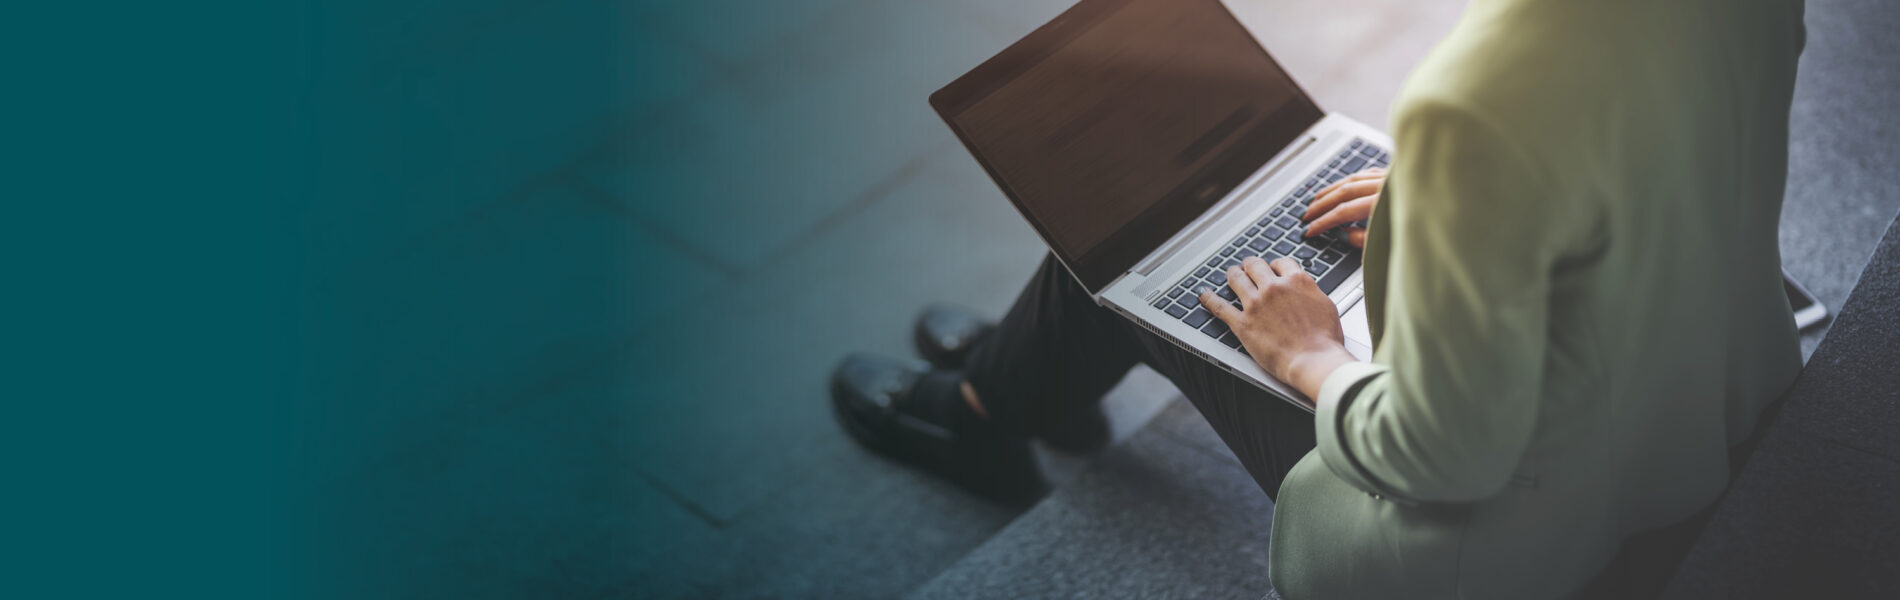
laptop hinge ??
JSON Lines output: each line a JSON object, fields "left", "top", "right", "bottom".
{"left": 1131, "top": 134, "right": 1320, "bottom": 279}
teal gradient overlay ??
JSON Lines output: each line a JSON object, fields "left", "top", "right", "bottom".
{"left": 294, "top": 1, "right": 654, "bottom": 596}
{"left": 5, "top": 1, "right": 311, "bottom": 597}
{"left": 11, "top": 0, "right": 1065, "bottom": 595}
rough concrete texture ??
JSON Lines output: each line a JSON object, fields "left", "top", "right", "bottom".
{"left": 908, "top": 407, "right": 1282, "bottom": 600}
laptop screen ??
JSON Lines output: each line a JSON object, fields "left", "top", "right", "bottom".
{"left": 931, "top": 0, "right": 1322, "bottom": 294}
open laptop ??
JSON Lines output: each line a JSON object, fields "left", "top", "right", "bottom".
{"left": 929, "top": 0, "right": 1387, "bottom": 411}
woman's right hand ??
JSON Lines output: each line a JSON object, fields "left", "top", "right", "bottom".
{"left": 1301, "top": 167, "right": 1386, "bottom": 248}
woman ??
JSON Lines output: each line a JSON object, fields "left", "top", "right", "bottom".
{"left": 832, "top": 0, "right": 1807, "bottom": 597}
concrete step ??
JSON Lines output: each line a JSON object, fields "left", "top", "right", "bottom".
{"left": 909, "top": 398, "right": 1282, "bottom": 600}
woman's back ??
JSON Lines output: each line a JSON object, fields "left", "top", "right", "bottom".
{"left": 1270, "top": 1, "right": 1807, "bottom": 598}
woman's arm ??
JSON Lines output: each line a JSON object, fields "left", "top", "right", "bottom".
{"left": 1205, "top": 99, "right": 1565, "bottom": 504}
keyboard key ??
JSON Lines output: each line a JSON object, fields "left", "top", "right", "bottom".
{"left": 1175, "top": 293, "right": 1198, "bottom": 308}
{"left": 1320, "top": 249, "right": 1344, "bottom": 264}
{"left": 1294, "top": 246, "right": 1318, "bottom": 259}
{"left": 1194, "top": 267, "right": 1211, "bottom": 278}
{"left": 1247, "top": 237, "right": 1270, "bottom": 251}
{"left": 1256, "top": 216, "right": 1273, "bottom": 227}
{"left": 1221, "top": 246, "right": 1237, "bottom": 257}
{"left": 1343, "top": 156, "right": 1368, "bottom": 172}
{"left": 1230, "top": 237, "right": 1245, "bottom": 247}
{"left": 1349, "top": 139, "right": 1363, "bottom": 149}
{"left": 1264, "top": 226, "right": 1286, "bottom": 240}
{"left": 1206, "top": 257, "right": 1223, "bottom": 268}
{"left": 1167, "top": 287, "right": 1185, "bottom": 298}
{"left": 1317, "top": 253, "right": 1361, "bottom": 293}
{"left": 1220, "top": 333, "right": 1244, "bottom": 349}
{"left": 1201, "top": 319, "right": 1230, "bottom": 338}
{"left": 1306, "top": 262, "right": 1326, "bottom": 276}
{"left": 1358, "top": 145, "right": 1379, "bottom": 158}
{"left": 1152, "top": 296, "right": 1172, "bottom": 309}
{"left": 1269, "top": 207, "right": 1284, "bottom": 217}
{"left": 1217, "top": 286, "right": 1237, "bottom": 301}
{"left": 1280, "top": 196, "right": 1298, "bottom": 208}
{"left": 1245, "top": 227, "right": 1260, "bottom": 236}
{"left": 1208, "top": 269, "right": 1228, "bottom": 286}
{"left": 1275, "top": 215, "right": 1298, "bottom": 228}
{"left": 1273, "top": 241, "right": 1297, "bottom": 255}
{"left": 1183, "top": 307, "right": 1211, "bottom": 328}
{"left": 1165, "top": 304, "right": 1189, "bottom": 318}
{"left": 1326, "top": 158, "right": 1341, "bottom": 168}
{"left": 1235, "top": 248, "right": 1258, "bottom": 260}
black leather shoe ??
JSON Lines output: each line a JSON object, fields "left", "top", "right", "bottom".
{"left": 913, "top": 304, "right": 995, "bottom": 368}
{"left": 831, "top": 353, "right": 1046, "bottom": 504}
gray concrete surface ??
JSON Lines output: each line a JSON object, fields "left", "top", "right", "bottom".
{"left": 908, "top": 399, "right": 1280, "bottom": 600}
{"left": 1778, "top": 0, "right": 1900, "bottom": 358}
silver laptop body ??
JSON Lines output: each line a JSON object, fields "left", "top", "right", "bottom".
{"left": 931, "top": 0, "right": 1387, "bottom": 411}
{"left": 1097, "top": 114, "right": 1386, "bottom": 410}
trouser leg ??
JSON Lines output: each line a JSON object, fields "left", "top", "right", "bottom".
{"left": 962, "top": 255, "right": 1147, "bottom": 439}
{"left": 1130, "top": 330, "right": 1316, "bottom": 502}
{"left": 963, "top": 254, "right": 1318, "bottom": 501}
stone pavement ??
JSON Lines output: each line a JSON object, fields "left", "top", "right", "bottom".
{"left": 313, "top": 0, "right": 1889, "bottom": 597}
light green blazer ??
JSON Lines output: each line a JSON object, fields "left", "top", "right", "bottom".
{"left": 1268, "top": 1, "right": 1806, "bottom": 598}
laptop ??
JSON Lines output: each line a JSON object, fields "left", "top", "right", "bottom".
{"left": 929, "top": 0, "right": 1385, "bottom": 411}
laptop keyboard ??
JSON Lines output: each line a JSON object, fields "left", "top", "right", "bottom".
{"left": 1149, "top": 138, "right": 1391, "bottom": 351}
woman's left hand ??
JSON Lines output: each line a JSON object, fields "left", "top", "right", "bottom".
{"left": 1303, "top": 167, "right": 1386, "bottom": 248}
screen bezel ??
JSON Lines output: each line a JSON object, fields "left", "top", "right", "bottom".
{"left": 929, "top": 0, "right": 1324, "bottom": 295}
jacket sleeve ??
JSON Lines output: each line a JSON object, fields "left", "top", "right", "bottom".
{"left": 1313, "top": 99, "right": 1567, "bottom": 504}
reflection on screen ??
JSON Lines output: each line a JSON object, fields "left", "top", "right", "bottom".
{"left": 952, "top": 0, "right": 1315, "bottom": 266}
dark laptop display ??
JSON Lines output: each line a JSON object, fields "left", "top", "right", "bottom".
{"left": 931, "top": 0, "right": 1323, "bottom": 293}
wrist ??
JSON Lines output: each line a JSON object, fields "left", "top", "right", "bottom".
{"left": 1284, "top": 344, "right": 1356, "bottom": 402}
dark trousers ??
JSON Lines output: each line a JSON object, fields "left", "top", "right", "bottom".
{"left": 963, "top": 255, "right": 1316, "bottom": 501}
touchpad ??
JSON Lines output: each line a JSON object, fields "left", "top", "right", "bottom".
{"left": 1340, "top": 298, "right": 1373, "bottom": 360}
